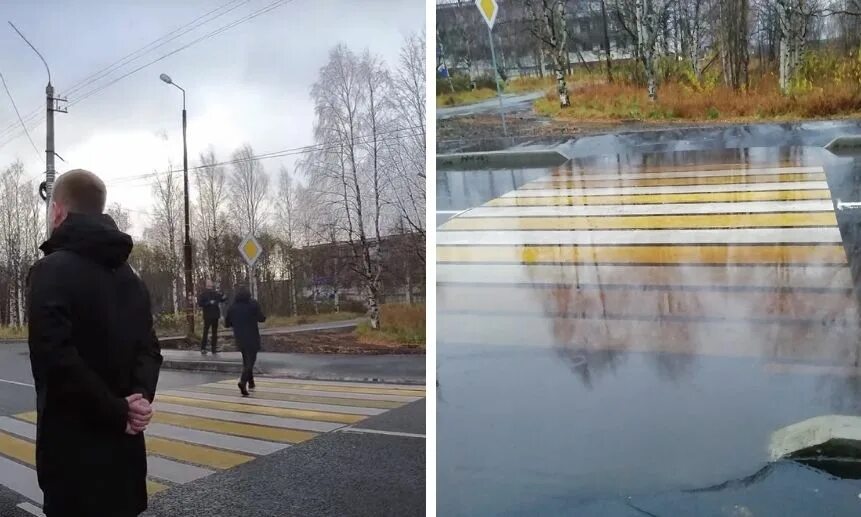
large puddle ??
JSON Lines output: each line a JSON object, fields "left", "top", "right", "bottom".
{"left": 437, "top": 146, "right": 861, "bottom": 515}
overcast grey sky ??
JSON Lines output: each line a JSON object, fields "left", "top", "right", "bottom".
{"left": 0, "top": 0, "right": 424, "bottom": 236}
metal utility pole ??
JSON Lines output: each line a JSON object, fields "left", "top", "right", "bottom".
{"left": 160, "top": 73, "right": 195, "bottom": 338}
{"left": 10, "top": 22, "right": 66, "bottom": 234}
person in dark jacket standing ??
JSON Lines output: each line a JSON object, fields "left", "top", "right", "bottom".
{"left": 225, "top": 287, "right": 265, "bottom": 396}
{"left": 27, "top": 169, "right": 163, "bottom": 517}
{"left": 198, "top": 280, "right": 226, "bottom": 355}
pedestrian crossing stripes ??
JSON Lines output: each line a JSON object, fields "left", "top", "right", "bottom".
{"left": 0, "top": 377, "right": 424, "bottom": 511}
{"left": 437, "top": 158, "right": 860, "bottom": 362}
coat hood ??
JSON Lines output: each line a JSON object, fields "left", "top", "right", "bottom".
{"left": 40, "top": 213, "right": 133, "bottom": 269}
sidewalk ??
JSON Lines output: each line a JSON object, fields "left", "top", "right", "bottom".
{"left": 161, "top": 349, "right": 425, "bottom": 385}
{"left": 159, "top": 319, "right": 362, "bottom": 342}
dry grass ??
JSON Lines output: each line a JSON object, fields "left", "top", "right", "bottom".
{"left": 507, "top": 76, "right": 554, "bottom": 93}
{"left": 532, "top": 50, "right": 861, "bottom": 123}
{"left": 264, "top": 311, "right": 363, "bottom": 328}
{"left": 436, "top": 88, "right": 497, "bottom": 107}
{"left": 0, "top": 326, "right": 27, "bottom": 340}
{"left": 536, "top": 75, "right": 861, "bottom": 123}
{"left": 356, "top": 303, "right": 425, "bottom": 346}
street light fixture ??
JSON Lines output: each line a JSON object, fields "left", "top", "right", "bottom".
{"left": 160, "top": 72, "right": 194, "bottom": 339}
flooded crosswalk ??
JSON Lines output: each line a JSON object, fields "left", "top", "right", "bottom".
{"left": 438, "top": 160, "right": 860, "bottom": 363}
{"left": 0, "top": 377, "right": 424, "bottom": 515}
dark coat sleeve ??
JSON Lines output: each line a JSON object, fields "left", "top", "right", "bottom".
{"left": 27, "top": 260, "right": 129, "bottom": 433}
{"left": 256, "top": 302, "right": 266, "bottom": 323}
{"left": 131, "top": 282, "right": 163, "bottom": 402}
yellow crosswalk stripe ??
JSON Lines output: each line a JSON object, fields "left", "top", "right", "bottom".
{"left": 145, "top": 436, "right": 252, "bottom": 469}
{"left": 237, "top": 380, "right": 426, "bottom": 397}
{"left": 553, "top": 160, "right": 803, "bottom": 174}
{"left": 194, "top": 385, "right": 402, "bottom": 409}
{"left": 14, "top": 412, "right": 36, "bottom": 424}
{"left": 0, "top": 430, "right": 35, "bottom": 465}
{"left": 153, "top": 411, "right": 316, "bottom": 443}
{"left": 440, "top": 212, "right": 838, "bottom": 231}
{"left": 484, "top": 189, "right": 833, "bottom": 206}
{"left": 520, "top": 172, "right": 826, "bottom": 189}
{"left": 157, "top": 395, "right": 364, "bottom": 424}
{"left": 0, "top": 431, "right": 167, "bottom": 497}
{"left": 147, "top": 480, "right": 168, "bottom": 495}
{"left": 437, "top": 244, "right": 848, "bottom": 265}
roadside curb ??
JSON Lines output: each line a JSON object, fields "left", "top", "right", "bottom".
{"left": 437, "top": 149, "right": 569, "bottom": 170}
{"left": 161, "top": 359, "right": 264, "bottom": 375}
{"left": 824, "top": 135, "right": 861, "bottom": 154}
{"left": 161, "top": 360, "right": 426, "bottom": 386}
{"left": 261, "top": 369, "right": 426, "bottom": 386}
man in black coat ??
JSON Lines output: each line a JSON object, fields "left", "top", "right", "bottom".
{"left": 197, "top": 280, "right": 226, "bottom": 355}
{"left": 27, "top": 169, "right": 163, "bottom": 517}
{"left": 225, "top": 287, "right": 265, "bottom": 396}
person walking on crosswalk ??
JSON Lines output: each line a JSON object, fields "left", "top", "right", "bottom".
{"left": 27, "top": 169, "right": 163, "bottom": 517}
{"left": 225, "top": 286, "right": 266, "bottom": 397}
{"left": 197, "top": 279, "right": 227, "bottom": 355}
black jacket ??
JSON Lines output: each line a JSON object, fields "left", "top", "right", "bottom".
{"left": 197, "top": 288, "right": 226, "bottom": 321}
{"left": 27, "top": 213, "right": 162, "bottom": 516}
{"left": 225, "top": 292, "right": 266, "bottom": 352}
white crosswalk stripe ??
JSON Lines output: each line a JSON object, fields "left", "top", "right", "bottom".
{"left": 0, "top": 377, "right": 425, "bottom": 511}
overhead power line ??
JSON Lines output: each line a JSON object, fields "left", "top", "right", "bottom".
{"left": 0, "top": 0, "right": 248, "bottom": 139}
{"left": 105, "top": 124, "right": 424, "bottom": 188}
{"left": 0, "top": 71, "right": 42, "bottom": 162}
{"left": 67, "top": 0, "right": 292, "bottom": 109}
{"left": 62, "top": 0, "right": 253, "bottom": 99}
{"left": 0, "top": 0, "right": 288, "bottom": 149}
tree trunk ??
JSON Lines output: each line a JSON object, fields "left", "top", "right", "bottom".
{"left": 289, "top": 261, "right": 298, "bottom": 317}
{"left": 367, "top": 283, "right": 380, "bottom": 330}
{"left": 537, "top": 46, "right": 546, "bottom": 77}
{"left": 645, "top": 57, "right": 657, "bottom": 101}
{"left": 600, "top": 0, "right": 613, "bottom": 83}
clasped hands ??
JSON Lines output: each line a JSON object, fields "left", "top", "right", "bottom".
{"left": 124, "top": 393, "right": 153, "bottom": 435}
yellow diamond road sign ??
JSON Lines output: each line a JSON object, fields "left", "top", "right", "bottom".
{"left": 239, "top": 235, "right": 262, "bottom": 266}
{"left": 475, "top": 0, "right": 499, "bottom": 29}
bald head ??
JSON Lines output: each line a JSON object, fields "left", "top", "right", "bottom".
{"left": 52, "top": 169, "right": 106, "bottom": 215}
{"left": 50, "top": 169, "right": 107, "bottom": 230}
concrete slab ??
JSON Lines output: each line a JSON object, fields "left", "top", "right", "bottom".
{"left": 770, "top": 415, "right": 861, "bottom": 461}
{"left": 437, "top": 149, "right": 569, "bottom": 170}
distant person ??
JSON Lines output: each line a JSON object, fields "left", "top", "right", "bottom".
{"left": 225, "top": 286, "right": 266, "bottom": 396}
{"left": 198, "top": 279, "right": 226, "bottom": 355}
{"left": 27, "top": 169, "right": 163, "bottom": 517}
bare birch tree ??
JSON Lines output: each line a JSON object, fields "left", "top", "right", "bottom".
{"left": 309, "top": 44, "right": 386, "bottom": 329}
{"left": 276, "top": 166, "right": 300, "bottom": 316}
{"left": 229, "top": 144, "right": 269, "bottom": 237}
{"left": 149, "top": 168, "right": 182, "bottom": 313}
{"left": 194, "top": 147, "right": 228, "bottom": 279}
{"left": 388, "top": 33, "right": 427, "bottom": 265}
{"left": 526, "top": 0, "right": 572, "bottom": 107}
{"left": 718, "top": 0, "right": 750, "bottom": 90}
{"left": 106, "top": 202, "right": 132, "bottom": 234}
{"left": 635, "top": 0, "right": 671, "bottom": 100}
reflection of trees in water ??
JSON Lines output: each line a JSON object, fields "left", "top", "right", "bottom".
{"left": 648, "top": 351, "right": 697, "bottom": 383}
{"left": 525, "top": 259, "right": 631, "bottom": 389}
{"left": 815, "top": 369, "right": 861, "bottom": 414}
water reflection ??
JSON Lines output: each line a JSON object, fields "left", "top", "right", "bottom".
{"left": 436, "top": 146, "right": 861, "bottom": 515}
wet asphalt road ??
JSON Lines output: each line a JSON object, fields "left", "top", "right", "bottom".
{"left": 0, "top": 342, "right": 425, "bottom": 517}
{"left": 144, "top": 400, "right": 425, "bottom": 517}
{"left": 436, "top": 91, "right": 543, "bottom": 120}
{"left": 437, "top": 132, "right": 861, "bottom": 515}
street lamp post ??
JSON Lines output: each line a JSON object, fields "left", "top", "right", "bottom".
{"left": 160, "top": 73, "right": 194, "bottom": 339}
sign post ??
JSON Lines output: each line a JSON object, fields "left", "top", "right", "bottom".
{"left": 475, "top": 0, "right": 507, "bottom": 136}
{"left": 238, "top": 234, "right": 263, "bottom": 299}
